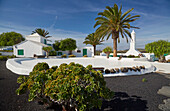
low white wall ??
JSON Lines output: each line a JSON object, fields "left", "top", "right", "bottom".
{"left": 152, "top": 62, "right": 170, "bottom": 73}
{"left": 0, "top": 52, "right": 13, "bottom": 56}
{"left": 6, "top": 57, "right": 155, "bottom": 76}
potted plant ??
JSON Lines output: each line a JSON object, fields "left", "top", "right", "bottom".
{"left": 103, "top": 46, "right": 112, "bottom": 58}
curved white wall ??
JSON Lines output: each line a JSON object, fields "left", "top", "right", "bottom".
{"left": 6, "top": 57, "right": 156, "bottom": 76}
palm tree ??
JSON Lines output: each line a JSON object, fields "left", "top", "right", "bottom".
{"left": 94, "top": 4, "right": 140, "bottom": 57}
{"left": 32, "top": 28, "right": 51, "bottom": 38}
{"left": 83, "top": 33, "right": 103, "bottom": 55}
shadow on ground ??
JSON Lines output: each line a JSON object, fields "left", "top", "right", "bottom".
{"left": 94, "top": 92, "right": 148, "bottom": 111}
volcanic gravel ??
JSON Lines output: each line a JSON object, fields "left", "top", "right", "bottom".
{"left": 0, "top": 61, "right": 169, "bottom": 111}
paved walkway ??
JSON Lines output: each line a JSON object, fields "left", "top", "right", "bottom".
{"left": 157, "top": 73, "right": 170, "bottom": 111}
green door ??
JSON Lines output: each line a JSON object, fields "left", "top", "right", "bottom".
{"left": 18, "top": 49, "right": 24, "bottom": 55}
{"left": 83, "top": 49, "right": 87, "bottom": 56}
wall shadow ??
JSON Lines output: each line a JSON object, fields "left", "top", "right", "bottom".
{"left": 94, "top": 92, "right": 148, "bottom": 111}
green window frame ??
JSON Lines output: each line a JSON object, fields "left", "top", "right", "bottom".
{"left": 44, "top": 39, "right": 47, "bottom": 44}
{"left": 18, "top": 49, "right": 24, "bottom": 55}
{"left": 58, "top": 52, "right": 62, "bottom": 56}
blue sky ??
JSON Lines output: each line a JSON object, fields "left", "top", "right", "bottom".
{"left": 0, "top": 0, "right": 170, "bottom": 50}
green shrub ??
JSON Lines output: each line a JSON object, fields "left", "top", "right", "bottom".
{"left": 7, "top": 55, "right": 16, "bottom": 58}
{"left": 68, "top": 54, "right": 76, "bottom": 58}
{"left": 49, "top": 51, "right": 57, "bottom": 56}
{"left": 0, "top": 56, "right": 7, "bottom": 60}
{"left": 51, "top": 65, "right": 58, "bottom": 71}
{"left": 45, "top": 63, "right": 114, "bottom": 111}
{"left": 0, "top": 53, "right": 1, "bottom": 55}
{"left": 83, "top": 55, "right": 88, "bottom": 57}
{"left": 61, "top": 54, "right": 67, "bottom": 58}
{"left": 142, "top": 78, "right": 147, "bottom": 82}
{"left": 16, "top": 62, "right": 114, "bottom": 111}
{"left": 0, "top": 50, "right": 13, "bottom": 52}
{"left": 32, "top": 62, "right": 49, "bottom": 71}
{"left": 127, "top": 55, "right": 135, "bottom": 58}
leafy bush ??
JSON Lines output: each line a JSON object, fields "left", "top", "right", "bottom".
{"left": 142, "top": 78, "right": 147, "bottom": 82}
{"left": 127, "top": 55, "right": 135, "bottom": 58}
{"left": 103, "top": 46, "right": 112, "bottom": 53}
{"left": 103, "top": 47, "right": 112, "bottom": 58}
{"left": 16, "top": 62, "right": 114, "bottom": 111}
{"left": 7, "top": 55, "right": 16, "bottom": 58}
{"left": 0, "top": 53, "right": 1, "bottom": 55}
{"left": 83, "top": 55, "right": 88, "bottom": 57}
{"left": 0, "top": 56, "right": 7, "bottom": 60}
{"left": 49, "top": 51, "right": 57, "bottom": 56}
{"left": 51, "top": 65, "right": 58, "bottom": 71}
{"left": 0, "top": 50, "right": 13, "bottom": 52}
{"left": 45, "top": 62, "right": 113, "bottom": 110}
{"left": 32, "top": 62, "right": 49, "bottom": 71}
{"left": 68, "top": 54, "right": 76, "bottom": 58}
{"left": 61, "top": 54, "right": 67, "bottom": 58}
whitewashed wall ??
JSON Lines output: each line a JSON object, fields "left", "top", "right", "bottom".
{"left": 56, "top": 47, "right": 94, "bottom": 57}
{"left": 13, "top": 41, "right": 44, "bottom": 57}
{"left": 25, "top": 36, "right": 41, "bottom": 43}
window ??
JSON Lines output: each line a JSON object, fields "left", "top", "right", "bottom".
{"left": 18, "top": 49, "right": 24, "bottom": 55}
{"left": 77, "top": 50, "right": 81, "bottom": 53}
{"left": 58, "top": 52, "right": 62, "bottom": 56}
{"left": 44, "top": 39, "right": 47, "bottom": 44}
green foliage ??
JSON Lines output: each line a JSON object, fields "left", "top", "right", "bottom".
{"left": 142, "top": 78, "right": 147, "bottom": 82}
{"left": 16, "top": 62, "right": 113, "bottom": 111}
{"left": 45, "top": 62, "right": 113, "bottom": 111}
{"left": 103, "top": 47, "right": 112, "bottom": 53}
{"left": 59, "top": 38, "right": 77, "bottom": 52}
{"left": 0, "top": 56, "right": 7, "bottom": 60}
{"left": 145, "top": 40, "right": 170, "bottom": 59}
{"left": 51, "top": 66, "right": 58, "bottom": 71}
{"left": 68, "top": 54, "right": 76, "bottom": 58}
{"left": 0, "top": 32, "right": 25, "bottom": 46}
{"left": 33, "top": 62, "right": 49, "bottom": 71}
{"left": 127, "top": 55, "right": 135, "bottom": 58}
{"left": 83, "top": 33, "right": 103, "bottom": 55}
{"left": 0, "top": 53, "right": 1, "bottom": 55}
{"left": 0, "top": 50, "right": 13, "bottom": 52}
{"left": 94, "top": 4, "right": 140, "bottom": 57}
{"left": 42, "top": 46, "right": 53, "bottom": 57}
{"left": 0, "top": 55, "right": 16, "bottom": 60}
{"left": 42, "top": 46, "right": 53, "bottom": 52}
{"left": 61, "top": 54, "right": 67, "bottom": 58}
{"left": 49, "top": 51, "right": 57, "bottom": 56}
{"left": 53, "top": 40, "right": 61, "bottom": 51}
{"left": 32, "top": 28, "right": 51, "bottom": 38}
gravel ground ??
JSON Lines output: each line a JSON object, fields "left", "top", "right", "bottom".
{"left": 0, "top": 61, "right": 169, "bottom": 111}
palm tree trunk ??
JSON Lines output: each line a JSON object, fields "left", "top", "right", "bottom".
{"left": 113, "top": 38, "right": 117, "bottom": 57}
{"left": 93, "top": 45, "right": 96, "bottom": 55}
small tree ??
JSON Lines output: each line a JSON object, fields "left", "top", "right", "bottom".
{"left": 59, "top": 38, "right": 77, "bottom": 55}
{"left": 103, "top": 47, "right": 113, "bottom": 58}
{"left": 53, "top": 40, "right": 61, "bottom": 51}
{"left": 83, "top": 33, "right": 103, "bottom": 55}
{"left": 42, "top": 46, "right": 53, "bottom": 58}
{"left": 0, "top": 32, "right": 25, "bottom": 46}
{"left": 145, "top": 40, "right": 170, "bottom": 61}
{"left": 16, "top": 62, "right": 114, "bottom": 111}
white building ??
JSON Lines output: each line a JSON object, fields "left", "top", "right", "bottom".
{"left": 13, "top": 33, "right": 49, "bottom": 57}
{"left": 125, "top": 30, "right": 141, "bottom": 56}
{"left": 56, "top": 47, "right": 94, "bottom": 57}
